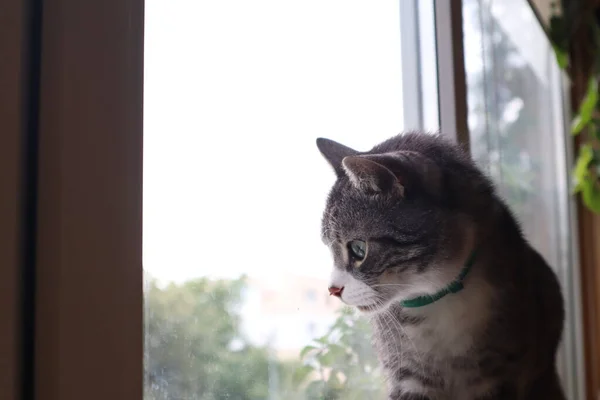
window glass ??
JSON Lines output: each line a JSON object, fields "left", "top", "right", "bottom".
{"left": 144, "top": 1, "right": 436, "bottom": 399}
{"left": 462, "top": 0, "right": 582, "bottom": 396}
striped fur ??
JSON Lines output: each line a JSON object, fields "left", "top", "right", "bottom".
{"left": 317, "top": 132, "right": 565, "bottom": 400}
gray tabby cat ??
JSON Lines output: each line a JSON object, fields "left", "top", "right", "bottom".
{"left": 317, "top": 132, "right": 565, "bottom": 400}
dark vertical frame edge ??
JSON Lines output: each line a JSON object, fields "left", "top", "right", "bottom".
{"left": 20, "top": 0, "right": 43, "bottom": 398}
{"left": 434, "top": 0, "right": 470, "bottom": 151}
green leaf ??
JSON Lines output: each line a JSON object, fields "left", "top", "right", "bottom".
{"left": 571, "top": 78, "right": 598, "bottom": 135}
{"left": 549, "top": 12, "right": 569, "bottom": 62}
{"left": 581, "top": 178, "right": 600, "bottom": 213}
{"left": 313, "top": 335, "right": 330, "bottom": 345}
{"left": 552, "top": 44, "right": 568, "bottom": 69}
{"left": 327, "top": 370, "right": 342, "bottom": 388}
{"left": 326, "top": 343, "right": 347, "bottom": 359}
{"left": 300, "top": 345, "right": 318, "bottom": 359}
{"left": 293, "top": 365, "right": 314, "bottom": 386}
{"left": 588, "top": 122, "right": 599, "bottom": 141}
{"left": 317, "top": 350, "right": 337, "bottom": 367}
{"left": 573, "top": 144, "right": 600, "bottom": 213}
{"left": 574, "top": 144, "right": 594, "bottom": 192}
{"left": 572, "top": 116, "right": 585, "bottom": 135}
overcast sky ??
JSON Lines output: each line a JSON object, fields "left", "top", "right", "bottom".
{"left": 143, "top": 0, "right": 406, "bottom": 284}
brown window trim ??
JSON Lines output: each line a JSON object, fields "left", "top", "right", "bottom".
{"left": 434, "top": 0, "right": 469, "bottom": 147}
{"left": 578, "top": 201, "right": 600, "bottom": 400}
{"left": 0, "top": 1, "right": 26, "bottom": 399}
{"left": 571, "top": 41, "right": 600, "bottom": 400}
{"left": 34, "top": 1, "right": 144, "bottom": 399}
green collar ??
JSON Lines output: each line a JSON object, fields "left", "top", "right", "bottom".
{"left": 399, "top": 249, "right": 478, "bottom": 308}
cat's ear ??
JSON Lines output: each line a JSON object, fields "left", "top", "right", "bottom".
{"left": 316, "top": 138, "right": 360, "bottom": 176}
{"left": 342, "top": 152, "right": 441, "bottom": 197}
{"left": 341, "top": 156, "right": 404, "bottom": 195}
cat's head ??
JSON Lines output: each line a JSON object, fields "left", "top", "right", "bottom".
{"left": 317, "top": 133, "right": 486, "bottom": 314}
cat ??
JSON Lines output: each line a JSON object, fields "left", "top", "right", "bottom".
{"left": 316, "top": 132, "right": 565, "bottom": 400}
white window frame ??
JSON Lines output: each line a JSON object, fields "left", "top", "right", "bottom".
{"left": 401, "top": 0, "right": 469, "bottom": 144}
{"left": 556, "top": 67, "right": 587, "bottom": 400}
{"left": 400, "top": 0, "right": 440, "bottom": 132}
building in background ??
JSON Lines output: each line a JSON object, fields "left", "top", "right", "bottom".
{"left": 241, "top": 273, "right": 341, "bottom": 359}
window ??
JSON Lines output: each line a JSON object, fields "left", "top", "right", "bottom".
{"left": 306, "top": 322, "right": 316, "bottom": 337}
{"left": 304, "top": 290, "right": 317, "bottom": 304}
{"left": 462, "top": 0, "right": 585, "bottom": 398}
{"left": 143, "top": 1, "right": 438, "bottom": 398}
{"left": 13, "top": 0, "right": 590, "bottom": 399}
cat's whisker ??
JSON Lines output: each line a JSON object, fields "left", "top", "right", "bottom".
{"left": 370, "top": 283, "right": 414, "bottom": 288}
{"left": 381, "top": 309, "right": 405, "bottom": 372}
{"left": 387, "top": 309, "right": 427, "bottom": 381}
{"left": 378, "top": 307, "right": 396, "bottom": 345}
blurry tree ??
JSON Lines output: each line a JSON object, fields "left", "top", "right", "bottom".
{"left": 463, "top": 0, "right": 547, "bottom": 221}
{"left": 296, "top": 307, "right": 385, "bottom": 400}
{"left": 144, "top": 276, "right": 296, "bottom": 400}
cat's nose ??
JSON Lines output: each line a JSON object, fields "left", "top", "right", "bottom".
{"left": 328, "top": 286, "right": 344, "bottom": 297}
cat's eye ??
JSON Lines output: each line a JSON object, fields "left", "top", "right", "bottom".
{"left": 348, "top": 240, "right": 367, "bottom": 261}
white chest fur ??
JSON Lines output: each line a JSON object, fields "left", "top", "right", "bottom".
{"left": 403, "top": 277, "right": 493, "bottom": 358}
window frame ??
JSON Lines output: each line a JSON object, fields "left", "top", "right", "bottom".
{"left": 400, "top": 0, "right": 433, "bottom": 131}
{"left": 560, "top": 3, "right": 600, "bottom": 395}
{"left": 434, "top": 0, "right": 470, "bottom": 145}
{"left": 554, "top": 66, "right": 587, "bottom": 400}
{"left": 33, "top": 0, "right": 144, "bottom": 399}
{"left": 400, "top": 0, "right": 468, "bottom": 138}
{"left": 504, "top": 1, "right": 588, "bottom": 397}
{"left": 461, "top": 1, "right": 587, "bottom": 397}
{"left": 0, "top": 1, "right": 27, "bottom": 399}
